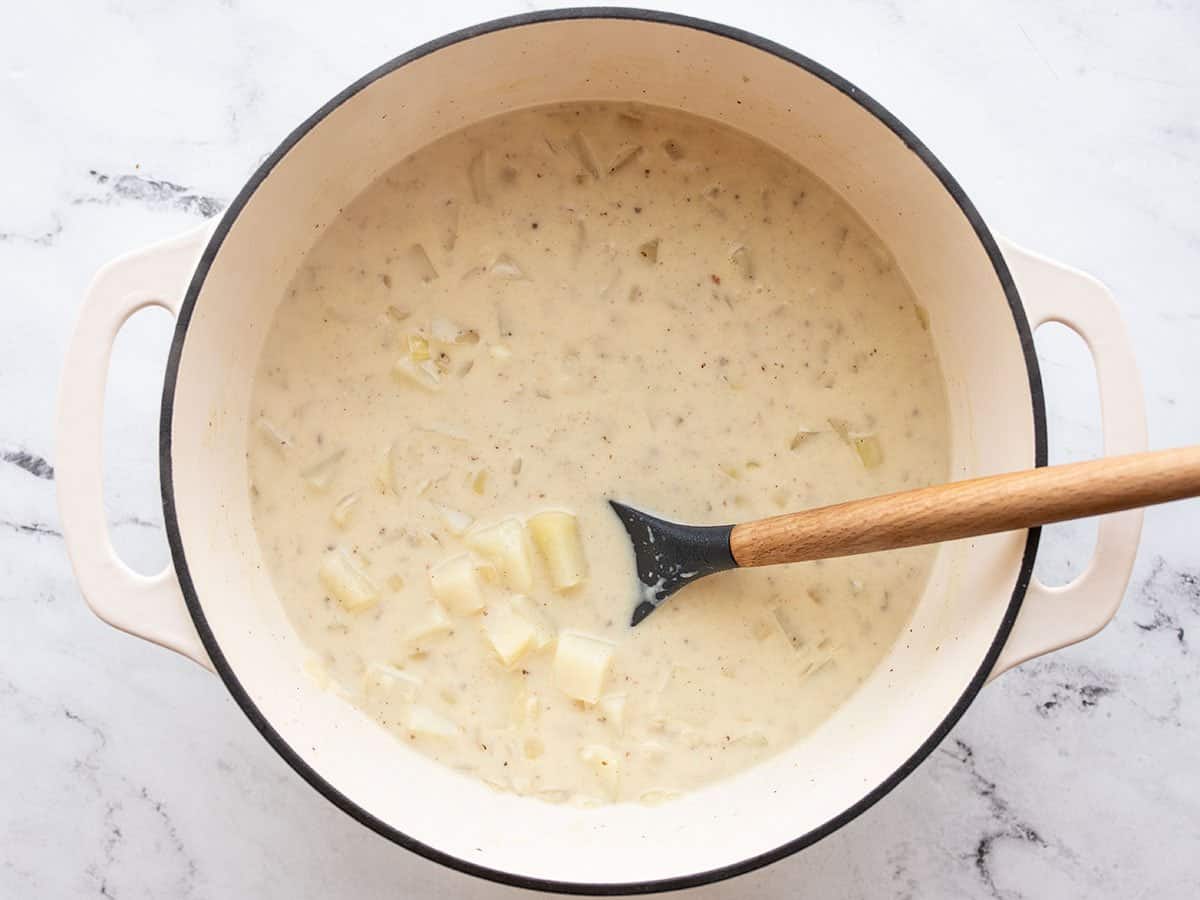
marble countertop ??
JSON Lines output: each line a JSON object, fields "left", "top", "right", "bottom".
{"left": 3, "top": 1, "right": 1197, "bottom": 897}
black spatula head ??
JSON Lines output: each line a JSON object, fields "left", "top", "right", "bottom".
{"left": 608, "top": 500, "right": 737, "bottom": 626}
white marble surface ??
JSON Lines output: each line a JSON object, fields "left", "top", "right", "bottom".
{"left": 3, "top": 1, "right": 1198, "bottom": 897}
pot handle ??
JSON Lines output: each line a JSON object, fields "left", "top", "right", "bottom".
{"left": 57, "top": 226, "right": 214, "bottom": 671}
{"left": 988, "top": 238, "right": 1147, "bottom": 680}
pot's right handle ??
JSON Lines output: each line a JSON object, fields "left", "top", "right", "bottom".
{"left": 988, "top": 239, "right": 1147, "bottom": 680}
{"left": 57, "top": 227, "right": 214, "bottom": 671}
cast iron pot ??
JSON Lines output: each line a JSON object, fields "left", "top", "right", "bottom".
{"left": 58, "top": 9, "right": 1146, "bottom": 894}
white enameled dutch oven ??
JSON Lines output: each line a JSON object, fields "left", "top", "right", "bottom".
{"left": 57, "top": 9, "right": 1147, "bottom": 894}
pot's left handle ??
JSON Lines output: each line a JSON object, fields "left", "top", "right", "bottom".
{"left": 57, "top": 226, "right": 214, "bottom": 671}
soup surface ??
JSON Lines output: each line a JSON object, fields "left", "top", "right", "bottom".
{"left": 247, "top": 102, "right": 950, "bottom": 805}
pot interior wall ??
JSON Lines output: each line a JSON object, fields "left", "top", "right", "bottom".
{"left": 168, "top": 17, "right": 1036, "bottom": 886}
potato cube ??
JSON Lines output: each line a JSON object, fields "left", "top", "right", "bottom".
{"left": 466, "top": 518, "right": 534, "bottom": 592}
{"left": 528, "top": 510, "right": 589, "bottom": 591}
{"left": 580, "top": 744, "right": 621, "bottom": 796}
{"left": 407, "top": 704, "right": 460, "bottom": 739}
{"left": 319, "top": 550, "right": 379, "bottom": 611}
{"left": 482, "top": 602, "right": 538, "bottom": 667}
{"left": 428, "top": 555, "right": 483, "bottom": 615}
{"left": 363, "top": 663, "right": 421, "bottom": 704}
{"left": 510, "top": 594, "right": 556, "bottom": 650}
{"left": 554, "top": 632, "right": 615, "bottom": 704}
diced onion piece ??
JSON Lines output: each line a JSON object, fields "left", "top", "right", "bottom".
{"left": 489, "top": 344, "right": 512, "bottom": 361}
{"left": 662, "top": 138, "right": 685, "bottom": 160}
{"left": 598, "top": 694, "right": 627, "bottom": 733}
{"left": 528, "top": 510, "right": 589, "bottom": 591}
{"left": 428, "top": 554, "right": 483, "bottom": 615}
{"left": 430, "top": 317, "right": 470, "bottom": 344}
{"left": 331, "top": 491, "right": 360, "bottom": 529}
{"left": 432, "top": 503, "right": 473, "bottom": 535}
{"left": 256, "top": 417, "right": 291, "bottom": 453}
{"left": 319, "top": 549, "right": 379, "bottom": 612}
{"left": 914, "top": 304, "right": 931, "bottom": 330}
{"left": 468, "top": 150, "right": 489, "bottom": 204}
{"left": 363, "top": 663, "right": 421, "bottom": 704}
{"left": 490, "top": 253, "right": 526, "bottom": 280}
{"left": 405, "top": 601, "right": 452, "bottom": 641}
{"left": 471, "top": 469, "right": 488, "bottom": 495}
{"left": 580, "top": 744, "right": 620, "bottom": 795}
{"left": 827, "top": 417, "right": 853, "bottom": 447}
{"left": 406, "top": 243, "right": 438, "bottom": 283}
{"left": 854, "top": 435, "right": 884, "bottom": 469}
{"left": 393, "top": 356, "right": 442, "bottom": 391}
{"left": 407, "top": 704, "right": 460, "bottom": 739}
{"left": 510, "top": 594, "right": 556, "bottom": 650}
{"left": 607, "top": 144, "right": 643, "bottom": 175}
{"left": 482, "top": 601, "right": 538, "bottom": 667}
{"left": 567, "top": 130, "right": 600, "bottom": 178}
{"left": 730, "top": 243, "right": 754, "bottom": 279}
{"left": 554, "top": 632, "right": 615, "bottom": 704}
{"left": 466, "top": 518, "right": 534, "bottom": 592}
{"left": 789, "top": 430, "right": 818, "bottom": 450}
{"left": 407, "top": 334, "right": 431, "bottom": 361}
{"left": 301, "top": 449, "right": 345, "bottom": 492}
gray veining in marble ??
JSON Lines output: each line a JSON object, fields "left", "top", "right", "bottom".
{"left": 2, "top": 1, "right": 1198, "bottom": 897}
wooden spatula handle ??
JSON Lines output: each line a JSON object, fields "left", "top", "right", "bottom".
{"left": 730, "top": 447, "right": 1200, "bottom": 568}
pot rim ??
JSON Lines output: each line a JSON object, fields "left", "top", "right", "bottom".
{"left": 159, "top": 7, "right": 1048, "bottom": 894}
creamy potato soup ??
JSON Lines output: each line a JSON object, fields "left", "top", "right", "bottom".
{"left": 247, "top": 102, "right": 949, "bottom": 805}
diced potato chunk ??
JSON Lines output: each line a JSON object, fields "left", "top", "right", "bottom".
{"left": 580, "top": 744, "right": 620, "bottom": 795}
{"left": 407, "top": 704, "right": 460, "bottom": 739}
{"left": 598, "top": 694, "right": 627, "bottom": 732}
{"left": 405, "top": 601, "right": 452, "bottom": 641}
{"left": 466, "top": 518, "right": 534, "bottom": 592}
{"left": 363, "top": 663, "right": 421, "bottom": 704}
{"left": 393, "top": 356, "right": 442, "bottom": 391}
{"left": 555, "top": 632, "right": 615, "bottom": 704}
{"left": 528, "top": 510, "right": 589, "bottom": 591}
{"left": 428, "top": 554, "right": 483, "bottom": 615}
{"left": 319, "top": 550, "right": 379, "bottom": 612}
{"left": 510, "top": 594, "right": 556, "bottom": 650}
{"left": 482, "top": 602, "right": 538, "bottom": 667}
